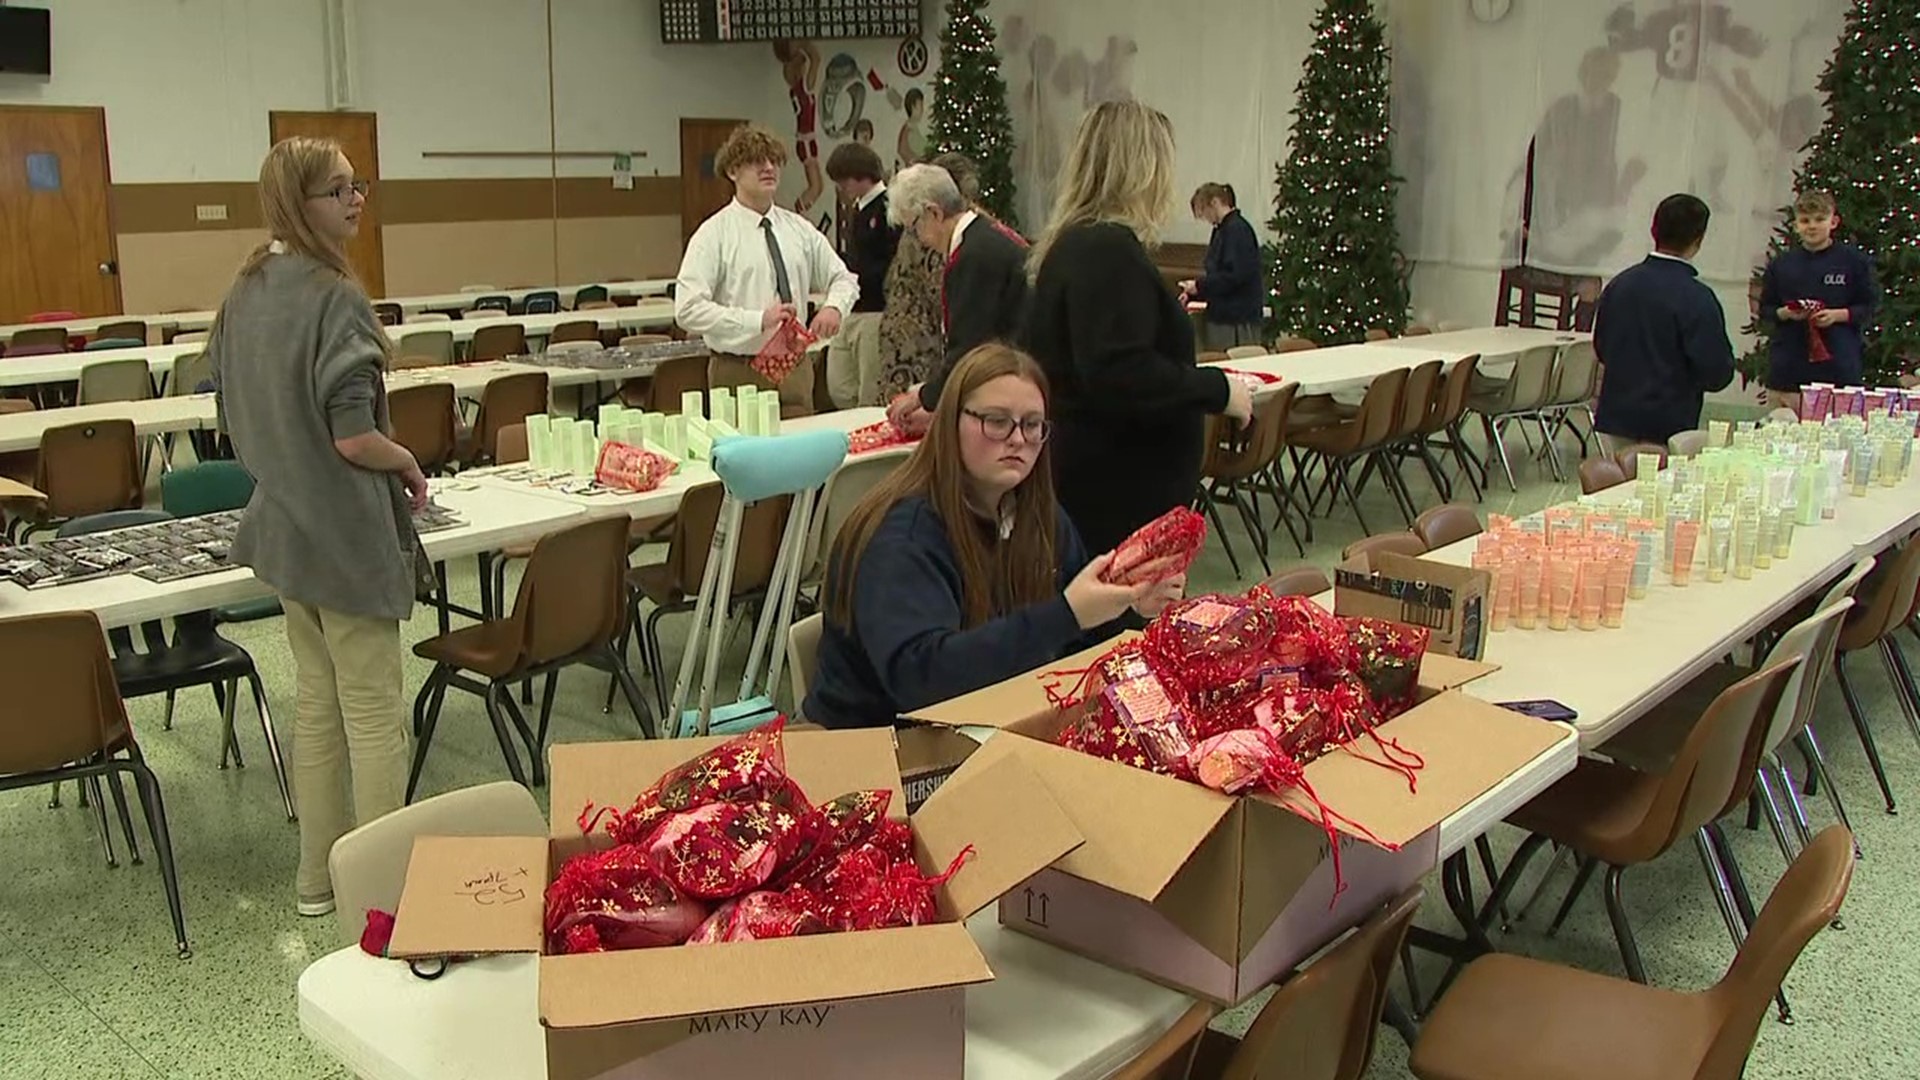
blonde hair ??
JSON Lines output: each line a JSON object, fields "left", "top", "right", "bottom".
{"left": 1794, "top": 190, "right": 1836, "bottom": 216}
{"left": 715, "top": 123, "right": 789, "bottom": 180}
{"left": 240, "top": 137, "right": 361, "bottom": 284}
{"left": 1029, "top": 101, "right": 1175, "bottom": 273}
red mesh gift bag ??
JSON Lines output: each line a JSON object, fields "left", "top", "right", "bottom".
{"left": 545, "top": 844, "right": 710, "bottom": 953}
{"left": 752, "top": 316, "right": 817, "bottom": 386}
{"left": 1101, "top": 506, "right": 1208, "bottom": 586}
{"left": 1142, "top": 594, "right": 1281, "bottom": 694}
{"left": 773, "top": 789, "right": 893, "bottom": 889}
{"left": 579, "top": 718, "right": 806, "bottom": 847}
{"left": 1340, "top": 616, "right": 1430, "bottom": 719}
{"left": 685, "top": 889, "right": 827, "bottom": 945}
{"left": 809, "top": 839, "right": 973, "bottom": 932}
{"left": 847, "top": 419, "right": 919, "bottom": 455}
{"left": 644, "top": 799, "right": 795, "bottom": 899}
{"left": 1788, "top": 299, "right": 1833, "bottom": 363}
{"left": 1264, "top": 594, "right": 1355, "bottom": 679}
{"left": 1055, "top": 645, "right": 1198, "bottom": 779}
{"left": 595, "top": 441, "right": 678, "bottom": 494}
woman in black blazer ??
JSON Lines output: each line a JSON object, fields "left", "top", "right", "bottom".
{"left": 1023, "top": 101, "right": 1254, "bottom": 553}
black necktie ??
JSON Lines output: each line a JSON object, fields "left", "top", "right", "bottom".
{"left": 761, "top": 218, "right": 794, "bottom": 305}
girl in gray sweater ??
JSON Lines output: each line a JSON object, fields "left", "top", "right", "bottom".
{"left": 208, "top": 136, "right": 430, "bottom": 918}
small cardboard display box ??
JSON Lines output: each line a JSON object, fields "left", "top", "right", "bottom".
{"left": 1335, "top": 550, "right": 1491, "bottom": 661}
{"left": 386, "top": 728, "right": 1082, "bottom": 1080}
{"left": 909, "top": 635, "right": 1563, "bottom": 1006}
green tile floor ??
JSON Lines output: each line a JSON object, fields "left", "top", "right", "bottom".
{"left": 4, "top": 436, "right": 1918, "bottom": 1078}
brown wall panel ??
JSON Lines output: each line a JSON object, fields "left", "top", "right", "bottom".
{"left": 113, "top": 182, "right": 264, "bottom": 233}
{"left": 111, "top": 176, "right": 680, "bottom": 233}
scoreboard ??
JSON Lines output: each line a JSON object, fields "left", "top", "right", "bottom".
{"left": 661, "top": 0, "right": 921, "bottom": 43}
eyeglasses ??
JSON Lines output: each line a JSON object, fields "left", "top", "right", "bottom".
{"left": 963, "top": 409, "right": 1051, "bottom": 444}
{"left": 308, "top": 180, "right": 371, "bottom": 202}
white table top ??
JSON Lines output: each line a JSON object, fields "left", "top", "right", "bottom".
{"left": 400, "top": 303, "right": 676, "bottom": 344}
{"left": 0, "top": 483, "right": 584, "bottom": 630}
{"left": 1374, "top": 326, "right": 1590, "bottom": 359}
{"left": 0, "top": 395, "right": 217, "bottom": 454}
{"left": 392, "top": 279, "right": 673, "bottom": 315}
{"left": 297, "top": 912, "right": 1195, "bottom": 1080}
{"left": 0, "top": 311, "right": 213, "bottom": 341}
{"left": 0, "top": 342, "right": 204, "bottom": 389}
{"left": 1208, "top": 342, "right": 1475, "bottom": 397}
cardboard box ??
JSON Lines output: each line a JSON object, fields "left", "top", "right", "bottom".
{"left": 909, "top": 637, "right": 1561, "bottom": 1006}
{"left": 1336, "top": 550, "right": 1491, "bottom": 661}
{"left": 895, "top": 725, "right": 979, "bottom": 812}
{"left": 386, "top": 728, "right": 1081, "bottom": 1080}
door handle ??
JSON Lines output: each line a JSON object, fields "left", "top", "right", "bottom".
{"left": 98, "top": 260, "right": 118, "bottom": 276}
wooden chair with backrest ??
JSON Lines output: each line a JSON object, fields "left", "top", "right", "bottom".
{"left": 0, "top": 611, "right": 189, "bottom": 957}
{"left": 328, "top": 781, "right": 544, "bottom": 944}
{"left": 1411, "top": 503, "right": 1481, "bottom": 551}
{"left": 1410, "top": 826, "right": 1853, "bottom": 1080}
{"left": 6, "top": 420, "right": 143, "bottom": 541}
{"left": 398, "top": 329, "right": 455, "bottom": 366}
{"left": 1342, "top": 531, "right": 1426, "bottom": 564}
{"left": 1829, "top": 538, "right": 1920, "bottom": 815}
{"left": 1261, "top": 565, "right": 1331, "bottom": 598}
{"left": 1198, "top": 383, "right": 1306, "bottom": 578}
{"left": 95, "top": 320, "right": 148, "bottom": 344}
{"left": 409, "top": 516, "right": 654, "bottom": 798}
{"left": 548, "top": 319, "right": 600, "bottom": 345}
{"left": 618, "top": 481, "right": 792, "bottom": 717}
{"left": 787, "top": 611, "right": 824, "bottom": 715}
{"left": 10, "top": 326, "right": 69, "bottom": 351}
{"left": 1482, "top": 660, "right": 1800, "bottom": 999}
{"left": 1290, "top": 367, "right": 1410, "bottom": 535}
{"left": 468, "top": 322, "right": 528, "bottom": 362}
{"left": 1578, "top": 456, "right": 1627, "bottom": 494}
{"left": 1467, "top": 344, "right": 1560, "bottom": 491}
{"left": 387, "top": 383, "right": 459, "bottom": 475}
{"left": 1213, "top": 885, "right": 1424, "bottom": 1080}
{"left": 459, "top": 371, "right": 549, "bottom": 466}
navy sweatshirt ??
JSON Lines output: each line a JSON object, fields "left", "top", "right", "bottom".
{"left": 1192, "top": 209, "right": 1264, "bottom": 325}
{"left": 845, "top": 189, "right": 900, "bottom": 314}
{"left": 1758, "top": 242, "right": 1878, "bottom": 390}
{"left": 919, "top": 217, "right": 1029, "bottom": 411}
{"left": 1592, "top": 254, "right": 1736, "bottom": 443}
{"left": 804, "top": 495, "right": 1106, "bottom": 729}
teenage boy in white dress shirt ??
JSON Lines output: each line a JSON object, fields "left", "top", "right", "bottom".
{"left": 674, "top": 123, "right": 860, "bottom": 415}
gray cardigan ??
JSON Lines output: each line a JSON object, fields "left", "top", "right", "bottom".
{"left": 209, "top": 252, "right": 426, "bottom": 621}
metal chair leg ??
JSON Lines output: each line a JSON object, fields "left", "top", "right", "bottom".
{"left": 86, "top": 775, "right": 117, "bottom": 869}
{"left": 1201, "top": 490, "right": 1243, "bottom": 578}
{"left": 1510, "top": 842, "right": 1573, "bottom": 927}
{"left": 1545, "top": 855, "right": 1600, "bottom": 937}
{"left": 1709, "top": 823, "right": 1791, "bottom": 1023}
{"left": 1486, "top": 419, "right": 1518, "bottom": 492}
{"left": 1833, "top": 652, "right": 1898, "bottom": 813}
{"left": 105, "top": 769, "right": 141, "bottom": 866}
{"left": 405, "top": 666, "right": 450, "bottom": 803}
{"left": 1754, "top": 765, "right": 1799, "bottom": 864}
{"left": 1772, "top": 757, "right": 1816, "bottom": 852}
{"left": 494, "top": 686, "right": 543, "bottom": 787}
{"left": 1797, "top": 728, "right": 1861, "bottom": 856}
{"left": 1879, "top": 636, "right": 1920, "bottom": 747}
{"left": 128, "top": 759, "right": 191, "bottom": 959}
{"left": 1602, "top": 864, "right": 1647, "bottom": 983}
{"left": 245, "top": 670, "right": 295, "bottom": 821}
{"left": 481, "top": 684, "right": 531, "bottom": 787}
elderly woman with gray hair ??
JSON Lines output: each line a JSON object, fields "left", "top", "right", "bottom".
{"left": 883, "top": 162, "right": 1030, "bottom": 431}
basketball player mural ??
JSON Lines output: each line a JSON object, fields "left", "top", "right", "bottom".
{"left": 774, "top": 38, "right": 825, "bottom": 213}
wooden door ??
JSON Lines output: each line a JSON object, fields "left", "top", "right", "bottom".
{"left": 0, "top": 105, "right": 121, "bottom": 323}
{"left": 680, "top": 118, "right": 748, "bottom": 248}
{"left": 269, "top": 110, "right": 386, "bottom": 297}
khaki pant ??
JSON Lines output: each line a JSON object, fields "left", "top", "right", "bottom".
{"left": 826, "top": 311, "right": 885, "bottom": 408}
{"left": 709, "top": 352, "right": 815, "bottom": 417}
{"left": 285, "top": 598, "right": 407, "bottom": 901}
{"left": 1767, "top": 390, "right": 1802, "bottom": 415}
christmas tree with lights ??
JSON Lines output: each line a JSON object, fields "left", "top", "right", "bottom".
{"left": 1264, "top": 0, "right": 1406, "bottom": 343}
{"left": 927, "top": 0, "right": 1018, "bottom": 227}
{"left": 1739, "top": 0, "right": 1920, "bottom": 386}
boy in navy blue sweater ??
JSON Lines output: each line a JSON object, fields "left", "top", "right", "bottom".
{"left": 1758, "top": 189, "right": 1879, "bottom": 410}
{"left": 1592, "top": 193, "right": 1737, "bottom": 449}
{"left": 1180, "top": 183, "right": 1265, "bottom": 349}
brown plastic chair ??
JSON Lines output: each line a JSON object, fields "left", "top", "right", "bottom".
{"left": 1410, "top": 826, "right": 1853, "bottom": 1080}
{"left": 458, "top": 371, "right": 548, "bottom": 465}
{"left": 1197, "top": 382, "right": 1306, "bottom": 577}
{"left": 391, "top": 354, "right": 444, "bottom": 371}
{"left": 1290, "top": 366, "right": 1410, "bottom": 535}
{"left": 1830, "top": 538, "right": 1920, "bottom": 815}
{"left": 618, "top": 481, "right": 792, "bottom": 716}
{"left": 10, "top": 326, "right": 69, "bottom": 351}
{"left": 468, "top": 322, "right": 528, "bottom": 362}
{"left": 1578, "top": 456, "right": 1628, "bottom": 494}
{"left": 648, "top": 353, "right": 710, "bottom": 414}
{"left": 1106, "top": 1002, "right": 1216, "bottom": 1080}
{"left": 1216, "top": 885, "right": 1424, "bottom": 1080}
{"left": 1485, "top": 659, "right": 1800, "bottom": 995}
{"left": 1541, "top": 339, "right": 1601, "bottom": 457}
{"left": 1225, "top": 344, "right": 1267, "bottom": 359}
{"left": 1468, "top": 344, "right": 1560, "bottom": 490}
{"left": 1342, "top": 530, "right": 1426, "bottom": 563}
{"left": 78, "top": 358, "right": 155, "bottom": 404}
{"left": 1413, "top": 503, "right": 1481, "bottom": 551}
{"left": 407, "top": 515, "right": 654, "bottom": 798}
{"left": 398, "top": 329, "right": 455, "bottom": 366}
{"left": 1261, "top": 565, "right": 1331, "bottom": 598}
{"left": 1198, "top": 349, "right": 1231, "bottom": 365}
{"left": 614, "top": 334, "right": 676, "bottom": 406}
{"left": 1405, "top": 324, "right": 1433, "bottom": 336}
{"left": 578, "top": 300, "right": 618, "bottom": 311}
{"left": 5, "top": 420, "right": 144, "bottom": 541}
{"left": 548, "top": 319, "right": 600, "bottom": 345}
{"left": 1360, "top": 358, "right": 1443, "bottom": 522}
{"left": 0, "top": 398, "right": 37, "bottom": 491}
{"left": 388, "top": 383, "right": 459, "bottom": 474}
{"left": 1613, "top": 441, "right": 1668, "bottom": 479}
{"left": 786, "top": 612, "right": 825, "bottom": 711}
{"left": 1364, "top": 327, "right": 1392, "bottom": 342}
{"left": 0, "top": 611, "right": 189, "bottom": 957}
{"left": 95, "top": 320, "right": 148, "bottom": 345}
{"left": 1273, "top": 336, "right": 1318, "bottom": 353}
{"left": 1416, "top": 354, "right": 1484, "bottom": 502}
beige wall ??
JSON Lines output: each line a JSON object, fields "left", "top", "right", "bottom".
{"left": 116, "top": 229, "right": 268, "bottom": 314}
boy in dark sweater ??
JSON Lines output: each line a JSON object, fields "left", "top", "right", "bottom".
{"left": 1758, "top": 189, "right": 1879, "bottom": 410}
{"left": 1179, "top": 183, "right": 1265, "bottom": 349}
{"left": 824, "top": 142, "right": 900, "bottom": 407}
{"left": 1592, "top": 193, "right": 1737, "bottom": 450}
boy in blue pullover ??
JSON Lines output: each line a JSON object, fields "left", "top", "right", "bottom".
{"left": 1180, "top": 183, "right": 1265, "bottom": 349}
{"left": 1592, "top": 193, "right": 1736, "bottom": 450}
{"left": 1757, "top": 189, "right": 1879, "bottom": 410}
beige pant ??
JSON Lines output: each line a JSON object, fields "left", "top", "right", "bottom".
{"left": 825, "top": 311, "right": 885, "bottom": 408}
{"left": 285, "top": 598, "right": 408, "bottom": 901}
{"left": 709, "top": 352, "right": 815, "bottom": 417}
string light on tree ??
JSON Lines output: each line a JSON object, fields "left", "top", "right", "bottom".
{"left": 1263, "top": 0, "right": 1407, "bottom": 344}
{"left": 1740, "top": 0, "right": 1920, "bottom": 385}
{"left": 927, "top": 0, "right": 1018, "bottom": 227}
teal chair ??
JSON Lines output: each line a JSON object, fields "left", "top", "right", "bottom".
{"left": 160, "top": 462, "right": 284, "bottom": 625}
{"left": 84, "top": 337, "right": 146, "bottom": 351}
